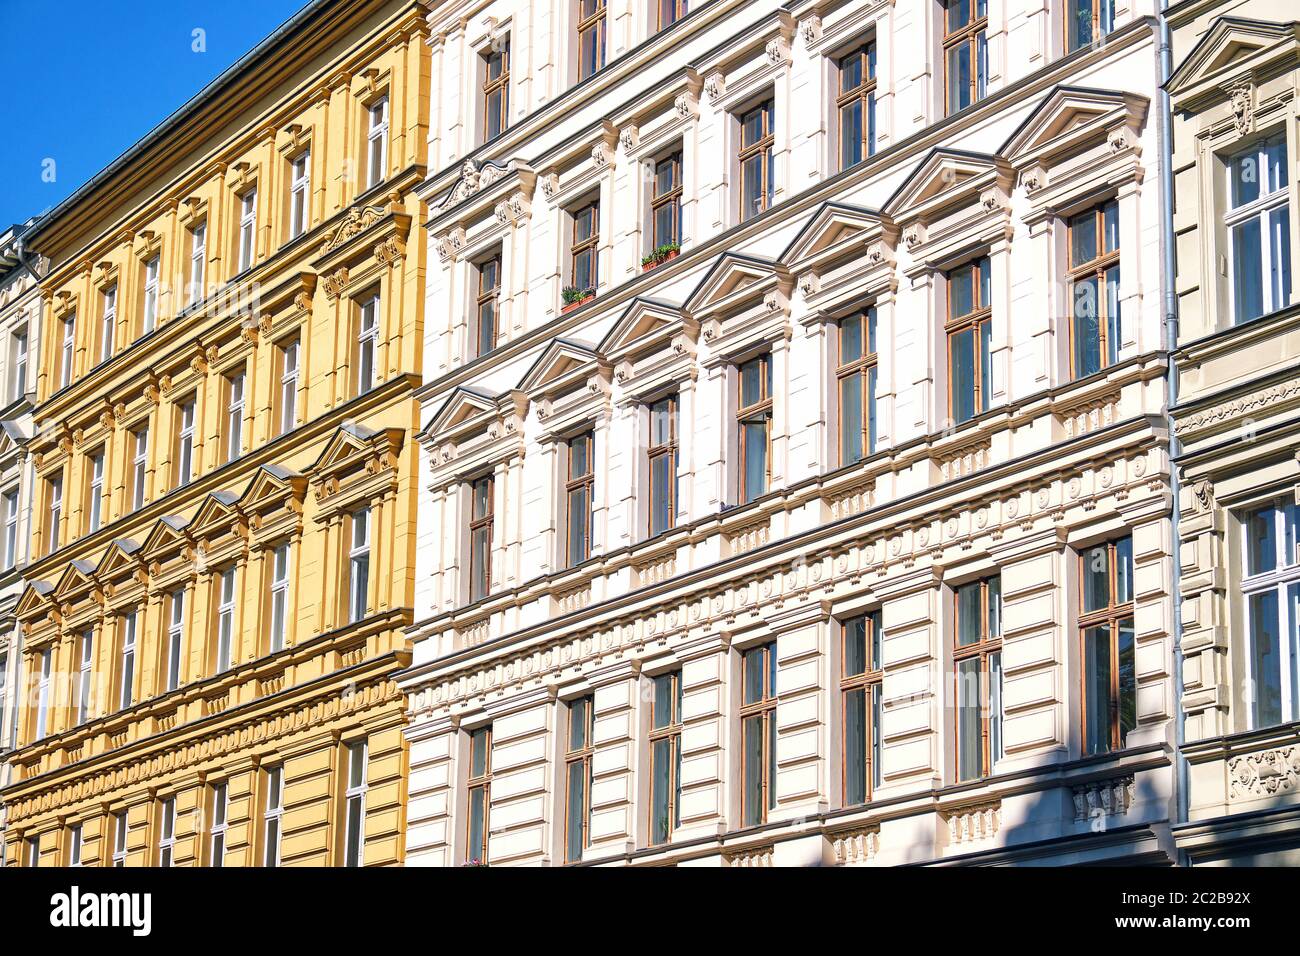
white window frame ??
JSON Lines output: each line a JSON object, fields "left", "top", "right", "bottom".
{"left": 263, "top": 765, "right": 284, "bottom": 867}
{"left": 177, "top": 399, "right": 196, "bottom": 486}
{"left": 26, "top": 835, "right": 38, "bottom": 867}
{"left": 76, "top": 629, "right": 93, "bottom": 723}
{"left": 132, "top": 425, "right": 148, "bottom": 509}
{"left": 2, "top": 488, "right": 18, "bottom": 570}
{"left": 290, "top": 151, "right": 311, "bottom": 239}
{"left": 280, "top": 338, "right": 299, "bottom": 434}
{"left": 226, "top": 371, "right": 245, "bottom": 461}
{"left": 69, "top": 824, "right": 83, "bottom": 867}
{"left": 189, "top": 223, "right": 207, "bottom": 305}
{"left": 158, "top": 796, "right": 176, "bottom": 867}
{"left": 366, "top": 97, "right": 389, "bottom": 189}
{"left": 142, "top": 255, "right": 160, "bottom": 333}
{"left": 357, "top": 294, "right": 379, "bottom": 394}
{"left": 48, "top": 475, "right": 63, "bottom": 552}
{"left": 343, "top": 739, "right": 368, "bottom": 867}
{"left": 60, "top": 314, "right": 75, "bottom": 388}
{"left": 112, "top": 811, "right": 128, "bottom": 867}
{"left": 1226, "top": 134, "right": 1292, "bottom": 324}
{"left": 1242, "top": 497, "right": 1300, "bottom": 729}
{"left": 209, "top": 781, "right": 228, "bottom": 867}
{"left": 238, "top": 189, "right": 258, "bottom": 273}
{"left": 349, "top": 509, "right": 371, "bottom": 623}
{"left": 35, "top": 648, "right": 51, "bottom": 739}
{"left": 119, "top": 611, "right": 137, "bottom": 710}
{"left": 167, "top": 590, "right": 185, "bottom": 692}
{"left": 217, "top": 568, "right": 236, "bottom": 673}
{"left": 88, "top": 449, "right": 105, "bottom": 532}
{"left": 11, "top": 329, "right": 27, "bottom": 401}
{"left": 100, "top": 285, "right": 116, "bottom": 363}
{"left": 270, "top": 543, "right": 290, "bottom": 653}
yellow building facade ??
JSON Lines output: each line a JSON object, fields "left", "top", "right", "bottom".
{"left": 2, "top": 0, "right": 430, "bottom": 867}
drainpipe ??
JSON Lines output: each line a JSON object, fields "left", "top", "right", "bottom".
{"left": 1156, "top": 3, "right": 1189, "bottom": 866}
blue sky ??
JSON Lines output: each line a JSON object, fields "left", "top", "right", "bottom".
{"left": 0, "top": 0, "right": 311, "bottom": 229}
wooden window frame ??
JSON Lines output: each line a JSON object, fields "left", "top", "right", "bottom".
{"left": 736, "top": 354, "right": 773, "bottom": 504}
{"left": 837, "top": 308, "right": 878, "bottom": 465}
{"left": 945, "top": 257, "right": 992, "bottom": 424}
{"left": 563, "top": 695, "right": 595, "bottom": 863}
{"left": 657, "top": 0, "right": 687, "bottom": 31}
{"left": 647, "top": 670, "right": 683, "bottom": 845}
{"left": 647, "top": 395, "right": 677, "bottom": 537}
{"left": 469, "top": 474, "right": 494, "bottom": 602}
{"left": 474, "top": 254, "right": 502, "bottom": 358}
{"left": 739, "top": 641, "right": 778, "bottom": 826}
{"left": 737, "top": 99, "right": 775, "bottom": 222}
{"left": 840, "top": 611, "right": 884, "bottom": 806}
{"left": 650, "top": 151, "right": 683, "bottom": 250}
{"left": 465, "top": 725, "right": 492, "bottom": 864}
{"left": 482, "top": 40, "right": 510, "bottom": 142}
{"left": 569, "top": 200, "right": 600, "bottom": 294}
{"left": 952, "top": 577, "right": 1003, "bottom": 782}
{"left": 576, "top": 0, "right": 607, "bottom": 80}
{"left": 1065, "top": 0, "right": 1114, "bottom": 53}
{"left": 942, "top": 0, "right": 988, "bottom": 116}
{"left": 1068, "top": 200, "right": 1121, "bottom": 379}
{"left": 1079, "top": 537, "right": 1136, "bottom": 755}
{"left": 565, "top": 431, "right": 595, "bottom": 567}
{"left": 836, "top": 42, "right": 877, "bottom": 170}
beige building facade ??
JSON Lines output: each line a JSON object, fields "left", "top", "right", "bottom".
{"left": 400, "top": 0, "right": 1183, "bottom": 866}
{"left": 1167, "top": 0, "right": 1300, "bottom": 866}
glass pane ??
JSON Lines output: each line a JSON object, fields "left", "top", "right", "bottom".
{"left": 569, "top": 697, "right": 589, "bottom": 751}
{"left": 470, "top": 729, "right": 488, "bottom": 777}
{"left": 1067, "top": 0, "right": 1091, "bottom": 51}
{"left": 742, "top": 646, "right": 766, "bottom": 704}
{"left": 867, "top": 365, "right": 878, "bottom": 454}
{"left": 950, "top": 264, "right": 975, "bottom": 317}
{"left": 1104, "top": 265, "right": 1121, "bottom": 366}
{"left": 950, "top": 327, "right": 975, "bottom": 423}
{"left": 1233, "top": 218, "right": 1264, "bottom": 323}
{"left": 568, "top": 487, "right": 589, "bottom": 563}
{"left": 844, "top": 688, "right": 866, "bottom": 805}
{"left": 345, "top": 799, "right": 363, "bottom": 866}
{"left": 956, "top": 657, "right": 983, "bottom": 781}
{"left": 1071, "top": 210, "right": 1097, "bottom": 266}
{"left": 839, "top": 51, "right": 862, "bottom": 91}
{"left": 742, "top": 420, "right": 768, "bottom": 501}
{"left": 843, "top": 616, "right": 867, "bottom": 676}
{"left": 1084, "top": 625, "right": 1112, "bottom": 754}
{"left": 1270, "top": 206, "right": 1291, "bottom": 311}
{"left": 651, "top": 738, "right": 672, "bottom": 844}
{"left": 1246, "top": 505, "right": 1276, "bottom": 576}
{"left": 742, "top": 715, "right": 764, "bottom": 825}
{"left": 947, "top": 44, "right": 970, "bottom": 113}
{"left": 978, "top": 320, "right": 991, "bottom": 413}
{"left": 1117, "top": 617, "right": 1136, "bottom": 747}
{"left": 1286, "top": 503, "right": 1300, "bottom": 568}
{"left": 840, "top": 314, "right": 863, "bottom": 364}
{"left": 565, "top": 761, "right": 586, "bottom": 860}
{"left": 868, "top": 609, "right": 883, "bottom": 670}
{"left": 987, "top": 577, "right": 1002, "bottom": 638}
{"left": 871, "top": 683, "right": 883, "bottom": 790}
{"left": 840, "top": 372, "right": 863, "bottom": 465}
{"left": 767, "top": 715, "right": 777, "bottom": 809}
{"left": 467, "top": 788, "right": 486, "bottom": 861}
{"left": 1290, "top": 584, "right": 1300, "bottom": 723}
{"left": 1114, "top": 537, "right": 1134, "bottom": 604}
{"left": 653, "top": 674, "right": 676, "bottom": 728}
{"left": 956, "top": 581, "right": 982, "bottom": 646}
{"left": 1250, "top": 589, "right": 1282, "bottom": 728}
{"left": 650, "top": 453, "right": 674, "bottom": 535}
{"left": 840, "top": 101, "right": 862, "bottom": 169}
{"left": 989, "top": 650, "right": 1003, "bottom": 763}
{"left": 1082, "top": 545, "right": 1111, "bottom": 612}
{"left": 946, "top": 0, "right": 970, "bottom": 31}
{"left": 1231, "top": 146, "right": 1262, "bottom": 208}
{"left": 741, "top": 154, "right": 764, "bottom": 220}
{"left": 740, "top": 358, "right": 765, "bottom": 406}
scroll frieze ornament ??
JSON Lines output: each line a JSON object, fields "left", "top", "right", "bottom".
{"left": 1229, "top": 746, "right": 1300, "bottom": 799}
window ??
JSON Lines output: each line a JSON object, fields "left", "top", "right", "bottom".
{"left": 2, "top": 488, "right": 17, "bottom": 569}
{"left": 112, "top": 811, "right": 127, "bottom": 867}
{"left": 367, "top": 98, "right": 389, "bottom": 189}
{"left": 838, "top": 308, "right": 878, "bottom": 465}
{"left": 208, "top": 782, "right": 228, "bottom": 867}
{"left": 225, "top": 370, "right": 245, "bottom": 462}
{"left": 576, "top": 0, "right": 607, "bottom": 80}
{"left": 278, "top": 338, "right": 300, "bottom": 435}
{"left": 564, "top": 695, "right": 594, "bottom": 863}
{"left": 68, "top": 824, "right": 83, "bottom": 867}
{"left": 469, "top": 475, "right": 493, "bottom": 602}
{"left": 737, "top": 354, "right": 773, "bottom": 504}
{"left": 1081, "top": 537, "right": 1136, "bottom": 754}
{"left": 76, "top": 630, "right": 94, "bottom": 723}
{"left": 1227, "top": 134, "right": 1291, "bottom": 324}
{"left": 60, "top": 314, "right": 76, "bottom": 388}
{"left": 188, "top": 223, "right": 207, "bottom": 304}
{"left": 474, "top": 254, "right": 502, "bottom": 357}
{"left": 465, "top": 725, "right": 492, "bottom": 864}
{"left": 166, "top": 590, "right": 184, "bottom": 692}
{"left": 176, "top": 399, "right": 196, "bottom": 487}
{"left": 87, "top": 450, "right": 105, "bottom": 533}
{"left": 943, "top": 0, "right": 987, "bottom": 114}
{"left": 118, "top": 611, "right": 137, "bottom": 710}
{"left": 648, "top": 670, "right": 683, "bottom": 845}
{"left": 35, "top": 648, "right": 51, "bottom": 740}
{"left": 738, "top": 99, "right": 775, "bottom": 222}
{"left": 238, "top": 189, "right": 258, "bottom": 273}
{"left": 216, "top": 568, "right": 236, "bottom": 673}
{"left": 841, "top": 611, "right": 884, "bottom": 805}
{"left": 954, "top": 578, "right": 1003, "bottom": 781}
{"left": 343, "top": 739, "right": 369, "bottom": 867}
{"left": 570, "top": 200, "right": 599, "bottom": 294}
{"left": 648, "top": 396, "right": 678, "bottom": 536}
{"left": 142, "top": 255, "right": 160, "bottom": 334}
{"left": 130, "top": 426, "right": 149, "bottom": 509}
{"left": 1242, "top": 499, "right": 1300, "bottom": 728}
{"left": 262, "top": 765, "right": 284, "bottom": 867}
{"left": 837, "top": 42, "right": 877, "bottom": 169}
{"left": 349, "top": 509, "right": 371, "bottom": 623}
{"left": 947, "top": 256, "right": 992, "bottom": 424}
{"left": 100, "top": 285, "right": 117, "bottom": 363}
{"left": 11, "top": 329, "right": 28, "bottom": 400}
{"left": 290, "top": 151, "right": 311, "bottom": 239}
{"left": 158, "top": 797, "right": 176, "bottom": 867}
{"left": 482, "top": 40, "right": 510, "bottom": 142}
{"left": 565, "top": 431, "right": 594, "bottom": 567}
{"left": 658, "top": 0, "right": 686, "bottom": 30}
{"left": 269, "top": 543, "right": 290, "bottom": 653}
{"left": 1069, "top": 200, "right": 1120, "bottom": 378}
{"left": 1067, "top": 0, "right": 1114, "bottom": 52}
{"left": 740, "top": 641, "right": 778, "bottom": 826}
{"left": 26, "top": 835, "right": 38, "bottom": 867}
{"left": 650, "top": 151, "right": 683, "bottom": 251}
{"left": 0, "top": 652, "right": 7, "bottom": 749}
{"left": 47, "top": 475, "right": 63, "bottom": 553}
{"left": 356, "top": 294, "right": 379, "bottom": 394}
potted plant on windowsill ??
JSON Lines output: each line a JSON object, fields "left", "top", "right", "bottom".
{"left": 641, "top": 242, "right": 681, "bottom": 272}
{"left": 561, "top": 285, "right": 596, "bottom": 313}
{"left": 460, "top": 858, "right": 488, "bottom": 867}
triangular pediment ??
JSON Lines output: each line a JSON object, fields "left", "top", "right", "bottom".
{"left": 598, "top": 297, "right": 694, "bottom": 359}
{"left": 683, "top": 254, "right": 782, "bottom": 319}
{"left": 518, "top": 338, "right": 602, "bottom": 396}
{"left": 309, "top": 422, "right": 381, "bottom": 474}
{"left": 429, "top": 386, "right": 500, "bottom": 438}
{"left": 0, "top": 421, "right": 26, "bottom": 461}
{"left": 15, "top": 581, "right": 53, "bottom": 618}
{"left": 1167, "top": 17, "right": 1300, "bottom": 98}
{"left": 140, "top": 515, "right": 191, "bottom": 560}
{"left": 96, "top": 538, "right": 143, "bottom": 582}
{"left": 1002, "top": 86, "right": 1149, "bottom": 165}
{"left": 238, "top": 464, "right": 307, "bottom": 514}
{"left": 780, "top": 202, "right": 886, "bottom": 267}
{"left": 883, "top": 149, "right": 1006, "bottom": 218}
{"left": 52, "top": 560, "right": 98, "bottom": 601}
{"left": 189, "top": 490, "right": 241, "bottom": 536}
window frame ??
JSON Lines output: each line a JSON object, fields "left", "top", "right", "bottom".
{"left": 1079, "top": 537, "right": 1137, "bottom": 755}
{"left": 737, "top": 99, "right": 776, "bottom": 222}
{"left": 216, "top": 567, "right": 236, "bottom": 673}
{"left": 289, "top": 151, "right": 311, "bottom": 239}
{"left": 278, "top": 337, "right": 300, "bottom": 435}
{"left": 188, "top": 223, "right": 207, "bottom": 305}
{"left": 176, "top": 397, "right": 196, "bottom": 487}
{"left": 1065, "top": 0, "right": 1115, "bottom": 53}
{"left": 736, "top": 353, "right": 773, "bottom": 504}
{"left": 837, "top": 308, "right": 879, "bottom": 465}
{"left": 482, "top": 39, "right": 511, "bottom": 143}
{"left": 946, "top": 256, "right": 993, "bottom": 425}
{"left": 836, "top": 41, "right": 878, "bottom": 170}
{"left": 60, "top": 314, "right": 76, "bottom": 388}
{"left": 112, "top": 810, "right": 128, "bottom": 867}
{"left": 942, "top": 0, "right": 988, "bottom": 116}
{"left": 130, "top": 425, "right": 149, "bottom": 510}
{"left": 47, "top": 474, "right": 63, "bottom": 553}
{"left": 1225, "top": 133, "right": 1292, "bottom": 325}
{"left": 465, "top": 725, "right": 492, "bottom": 865}
{"left": 576, "top": 0, "right": 608, "bottom": 81}
{"left": 262, "top": 765, "right": 284, "bottom": 868}
{"left": 76, "top": 629, "right": 94, "bottom": 723}
{"left": 647, "top": 670, "right": 683, "bottom": 846}
{"left": 11, "top": 328, "right": 27, "bottom": 401}
{"left": 657, "top": 0, "right": 687, "bottom": 31}
{"left": 35, "top": 647, "right": 51, "bottom": 740}
{"left": 87, "top": 448, "right": 105, "bottom": 533}
{"left": 1067, "top": 199, "right": 1121, "bottom": 379}
{"left": 564, "top": 431, "right": 595, "bottom": 568}
{"left": 142, "top": 254, "right": 160, "bottom": 334}
{"left": 356, "top": 293, "right": 380, "bottom": 395}
{"left": 366, "top": 97, "right": 390, "bottom": 190}
{"left": 166, "top": 589, "right": 185, "bottom": 692}
{"left": 237, "top": 188, "right": 258, "bottom": 273}
{"left": 118, "top": 611, "right": 137, "bottom": 711}
{"left": 158, "top": 796, "right": 176, "bottom": 867}
{"left": 100, "top": 284, "right": 117, "bottom": 364}
{"left": 647, "top": 395, "right": 678, "bottom": 537}
{"left": 563, "top": 694, "right": 595, "bottom": 863}
{"left": 343, "top": 739, "right": 369, "bottom": 867}
{"left": 269, "top": 542, "right": 291, "bottom": 653}
{"left": 473, "top": 253, "right": 502, "bottom": 358}
{"left": 740, "top": 641, "right": 778, "bottom": 826}
{"left": 650, "top": 150, "right": 683, "bottom": 251}
{"left": 569, "top": 199, "right": 600, "bottom": 294}
{"left": 952, "top": 577, "right": 1004, "bottom": 782}
{"left": 840, "top": 611, "right": 884, "bottom": 806}
{"left": 208, "top": 780, "right": 229, "bottom": 868}
{"left": 349, "top": 508, "right": 371, "bottom": 623}
{"left": 469, "top": 474, "right": 494, "bottom": 602}
{"left": 2, "top": 487, "right": 18, "bottom": 570}
{"left": 1240, "top": 497, "right": 1300, "bottom": 729}
{"left": 225, "top": 369, "right": 245, "bottom": 463}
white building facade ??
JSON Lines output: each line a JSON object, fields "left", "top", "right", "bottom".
{"left": 400, "top": 0, "right": 1180, "bottom": 865}
{"left": 0, "top": 221, "right": 43, "bottom": 865}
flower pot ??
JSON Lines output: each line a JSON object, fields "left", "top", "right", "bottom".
{"left": 562, "top": 293, "right": 595, "bottom": 313}
{"left": 641, "top": 248, "right": 681, "bottom": 272}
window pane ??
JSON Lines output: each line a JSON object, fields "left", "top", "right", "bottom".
{"left": 653, "top": 674, "right": 676, "bottom": 728}
{"left": 651, "top": 737, "right": 673, "bottom": 843}
{"left": 568, "top": 487, "right": 589, "bottom": 564}
{"left": 950, "top": 265, "right": 975, "bottom": 317}
{"left": 742, "top": 715, "right": 764, "bottom": 825}
{"left": 987, "top": 577, "right": 1002, "bottom": 637}
{"left": 1117, "top": 617, "right": 1136, "bottom": 747}
{"left": 869, "top": 609, "right": 883, "bottom": 670}
{"left": 956, "top": 657, "right": 983, "bottom": 781}
{"left": 1250, "top": 589, "right": 1282, "bottom": 728}
{"left": 1082, "top": 545, "right": 1111, "bottom": 612}
{"left": 840, "top": 101, "right": 863, "bottom": 169}
{"left": 947, "top": 44, "right": 971, "bottom": 112}
{"left": 740, "top": 359, "right": 764, "bottom": 406}
{"left": 470, "top": 729, "right": 489, "bottom": 777}
{"left": 956, "top": 581, "right": 982, "bottom": 646}
{"left": 1071, "top": 210, "right": 1098, "bottom": 267}
{"left": 345, "top": 799, "right": 364, "bottom": 866}
{"left": 467, "top": 788, "right": 486, "bottom": 861}
{"left": 840, "top": 314, "right": 863, "bottom": 363}
{"left": 1233, "top": 218, "right": 1264, "bottom": 323}
{"left": 1246, "top": 505, "right": 1277, "bottom": 576}
{"left": 950, "top": 327, "right": 975, "bottom": 423}
{"left": 565, "top": 760, "right": 587, "bottom": 861}
{"left": 1084, "top": 624, "right": 1112, "bottom": 754}
{"left": 989, "top": 650, "right": 1003, "bottom": 763}
{"left": 1114, "top": 537, "right": 1134, "bottom": 604}
{"left": 1270, "top": 206, "right": 1292, "bottom": 311}
{"left": 743, "top": 646, "right": 766, "bottom": 704}
{"left": 569, "top": 698, "right": 589, "bottom": 750}
{"left": 843, "top": 616, "right": 867, "bottom": 676}
{"left": 840, "top": 371, "right": 863, "bottom": 465}
{"left": 650, "top": 452, "right": 674, "bottom": 535}
{"left": 867, "top": 365, "right": 878, "bottom": 454}
{"left": 844, "top": 687, "right": 866, "bottom": 805}
{"left": 742, "top": 421, "right": 767, "bottom": 501}
{"left": 871, "top": 683, "right": 883, "bottom": 790}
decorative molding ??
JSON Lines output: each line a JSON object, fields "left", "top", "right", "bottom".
{"left": 1229, "top": 745, "right": 1300, "bottom": 800}
{"left": 1071, "top": 776, "right": 1135, "bottom": 821}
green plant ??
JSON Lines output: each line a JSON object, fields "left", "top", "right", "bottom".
{"left": 561, "top": 285, "right": 596, "bottom": 305}
{"left": 641, "top": 242, "right": 681, "bottom": 267}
